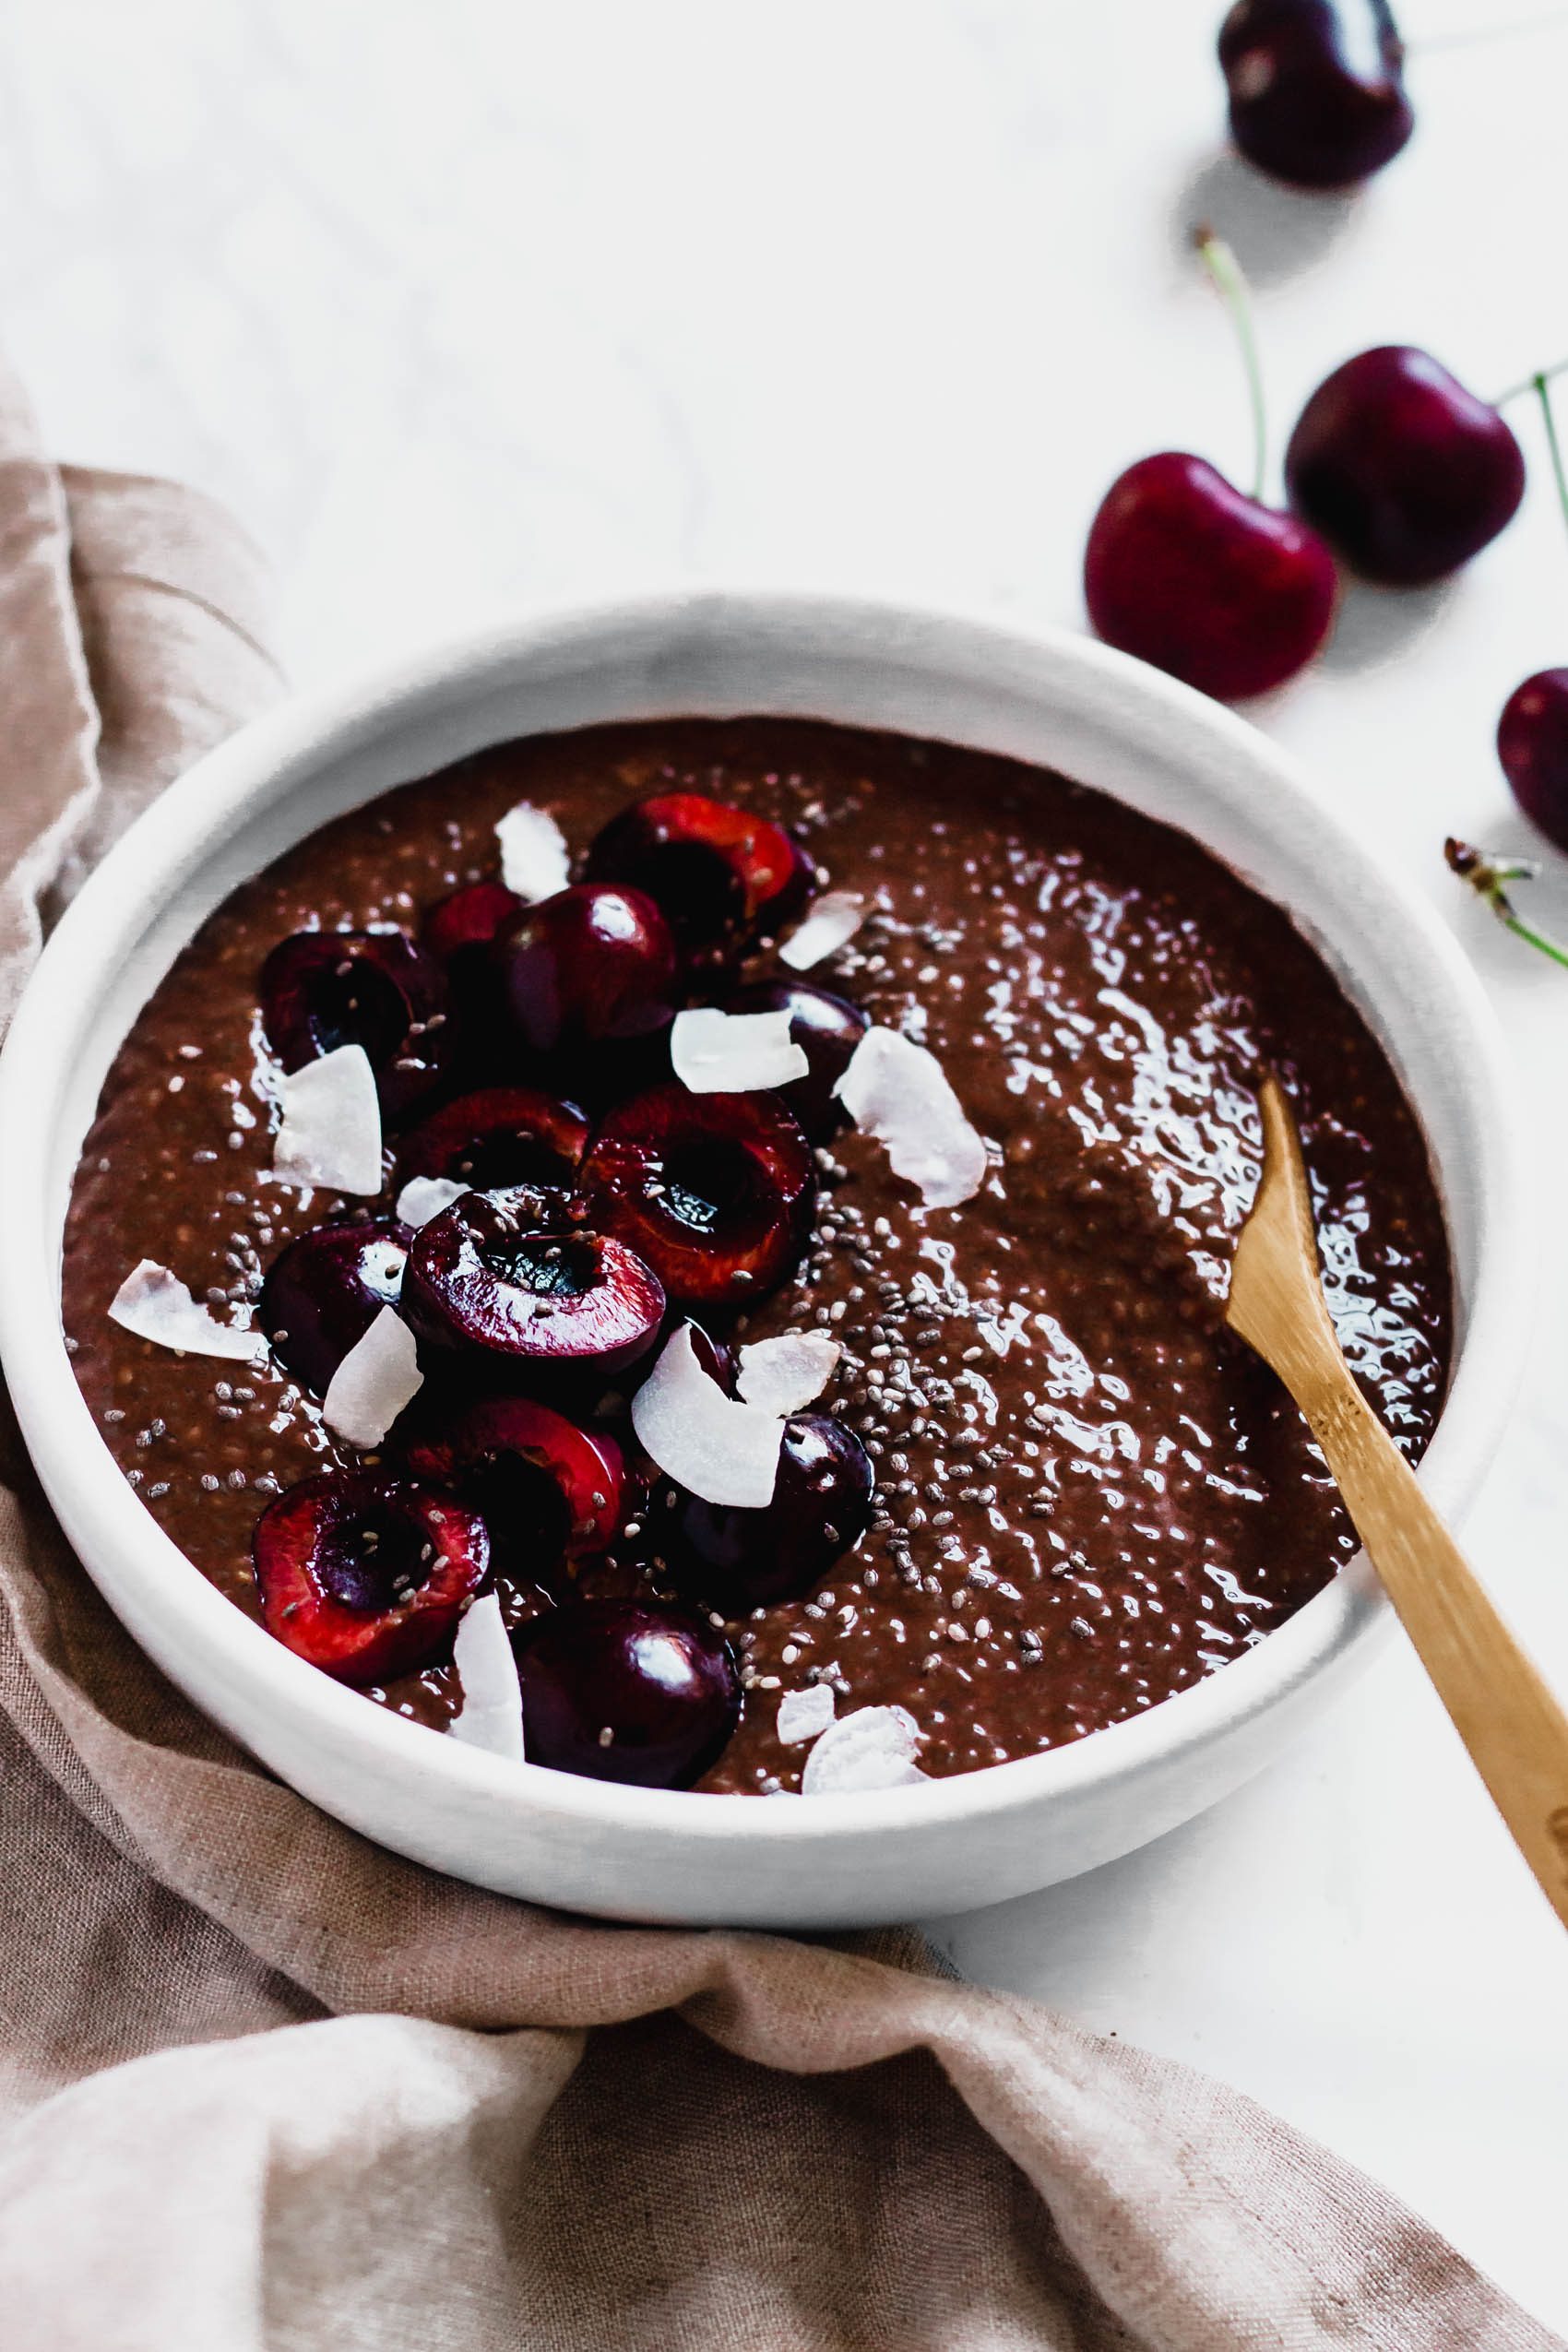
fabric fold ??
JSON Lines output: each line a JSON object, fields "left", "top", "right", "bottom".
{"left": 0, "top": 347, "right": 1558, "bottom": 2352}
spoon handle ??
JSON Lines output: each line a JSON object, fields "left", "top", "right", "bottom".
{"left": 1301, "top": 1372, "right": 1568, "bottom": 1931}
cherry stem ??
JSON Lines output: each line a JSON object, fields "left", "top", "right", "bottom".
{"left": 1444, "top": 837, "right": 1568, "bottom": 971}
{"left": 1493, "top": 356, "right": 1568, "bottom": 408}
{"left": 1194, "top": 227, "right": 1266, "bottom": 504}
{"left": 1531, "top": 370, "right": 1568, "bottom": 547}
{"left": 1500, "top": 907, "right": 1568, "bottom": 969}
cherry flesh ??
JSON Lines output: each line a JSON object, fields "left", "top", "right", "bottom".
{"left": 1218, "top": 0, "right": 1413, "bottom": 191}
{"left": 398, "top": 1087, "right": 589, "bottom": 1195}
{"left": 405, "top": 1395, "right": 624, "bottom": 1587}
{"left": 260, "top": 1217, "right": 411, "bottom": 1396}
{"left": 253, "top": 1470, "right": 489, "bottom": 1685}
{"left": 1085, "top": 453, "right": 1336, "bottom": 700}
{"left": 586, "top": 794, "right": 813, "bottom": 968}
{"left": 1285, "top": 348, "right": 1526, "bottom": 587}
{"left": 725, "top": 978, "right": 868, "bottom": 1140}
{"left": 259, "top": 930, "right": 452, "bottom": 1121}
{"left": 659, "top": 1412, "right": 874, "bottom": 1609}
{"left": 511, "top": 1598, "right": 740, "bottom": 1788}
{"left": 1499, "top": 671, "right": 1568, "bottom": 855}
{"left": 401, "top": 1190, "right": 665, "bottom": 1377}
{"left": 580, "top": 1083, "right": 815, "bottom": 1310}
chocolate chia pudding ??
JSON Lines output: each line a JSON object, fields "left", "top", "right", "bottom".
{"left": 61, "top": 719, "right": 1451, "bottom": 1796}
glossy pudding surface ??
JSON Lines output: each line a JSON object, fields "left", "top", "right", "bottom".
{"left": 61, "top": 719, "right": 1451, "bottom": 1792}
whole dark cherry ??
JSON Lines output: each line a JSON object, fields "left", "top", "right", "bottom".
{"left": 659, "top": 1412, "right": 874, "bottom": 1609}
{"left": 406, "top": 1395, "right": 624, "bottom": 1587}
{"left": 511, "top": 1598, "right": 740, "bottom": 1788}
{"left": 493, "top": 884, "right": 677, "bottom": 1063}
{"left": 1085, "top": 231, "right": 1336, "bottom": 702}
{"left": 586, "top": 794, "right": 814, "bottom": 968}
{"left": 398, "top": 1087, "right": 589, "bottom": 1195}
{"left": 259, "top": 930, "right": 453, "bottom": 1121}
{"left": 421, "top": 880, "right": 523, "bottom": 964}
{"left": 420, "top": 880, "right": 523, "bottom": 1034}
{"left": 1285, "top": 349, "right": 1526, "bottom": 587}
{"left": 725, "top": 979, "right": 868, "bottom": 1140}
{"left": 401, "top": 1189, "right": 665, "bottom": 1377}
{"left": 1499, "top": 671, "right": 1568, "bottom": 855}
{"left": 1085, "top": 453, "right": 1336, "bottom": 700}
{"left": 1218, "top": 0, "right": 1413, "bottom": 190}
{"left": 254, "top": 1470, "right": 489, "bottom": 1685}
{"left": 259, "top": 1218, "right": 410, "bottom": 1396}
{"left": 579, "top": 1084, "right": 814, "bottom": 1309}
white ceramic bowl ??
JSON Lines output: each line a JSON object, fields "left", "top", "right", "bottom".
{"left": 0, "top": 592, "right": 1526, "bottom": 1926}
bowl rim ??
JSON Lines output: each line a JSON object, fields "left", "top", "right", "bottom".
{"left": 0, "top": 587, "right": 1529, "bottom": 1851}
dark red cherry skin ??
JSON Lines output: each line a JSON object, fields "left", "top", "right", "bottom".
{"left": 420, "top": 880, "right": 524, "bottom": 1040}
{"left": 511, "top": 1599, "right": 740, "bottom": 1788}
{"left": 401, "top": 1190, "right": 665, "bottom": 1376}
{"left": 1085, "top": 454, "right": 1336, "bottom": 701}
{"left": 726, "top": 979, "right": 868, "bottom": 1140}
{"left": 493, "top": 885, "right": 678, "bottom": 1061}
{"left": 586, "top": 794, "right": 814, "bottom": 968}
{"left": 398, "top": 1087, "right": 589, "bottom": 1195}
{"left": 254, "top": 1471, "right": 489, "bottom": 1686}
{"left": 1499, "top": 670, "right": 1568, "bottom": 855}
{"left": 259, "top": 1218, "right": 411, "bottom": 1396}
{"left": 659, "top": 1413, "right": 874, "bottom": 1610}
{"left": 406, "top": 1396, "right": 624, "bottom": 1585}
{"left": 421, "top": 880, "right": 524, "bottom": 963}
{"left": 1285, "top": 349, "right": 1526, "bottom": 588}
{"left": 684, "top": 1321, "right": 738, "bottom": 1396}
{"left": 1218, "top": 0, "right": 1413, "bottom": 191}
{"left": 579, "top": 1084, "right": 814, "bottom": 1310}
{"left": 259, "top": 930, "right": 453, "bottom": 1122}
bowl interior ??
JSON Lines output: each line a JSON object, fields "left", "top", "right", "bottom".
{"left": 0, "top": 593, "right": 1525, "bottom": 1925}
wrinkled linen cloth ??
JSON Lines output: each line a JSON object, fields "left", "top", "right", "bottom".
{"left": 0, "top": 360, "right": 1558, "bottom": 2352}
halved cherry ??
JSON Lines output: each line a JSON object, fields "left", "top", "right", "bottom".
{"left": 511, "top": 1598, "right": 740, "bottom": 1787}
{"left": 585, "top": 793, "right": 814, "bottom": 966}
{"left": 260, "top": 1217, "right": 411, "bottom": 1396}
{"left": 259, "top": 930, "right": 453, "bottom": 1121}
{"left": 400, "top": 1190, "right": 665, "bottom": 1375}
{"left": 579, "top": 1083, "right": 814, "bottom": 1309}
{"left": 406, "top": 1396, "right": 624, "bottom": 1585}
{"left": 397, "top": 1087, "right": 589, "bottom": 1195}
{"left": 253, "top": 1470, "right": 488, "bottom": 1685}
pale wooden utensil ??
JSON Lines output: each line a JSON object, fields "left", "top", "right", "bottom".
{"left": 1227, "top": 1075, "right": 1568, "bottom": 1932}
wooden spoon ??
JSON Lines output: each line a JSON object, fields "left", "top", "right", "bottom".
{"left": 1227, "top": 1074, "right": 1568, "bottom": 1930}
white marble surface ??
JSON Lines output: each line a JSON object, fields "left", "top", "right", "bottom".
{"left": 4, "top": 0, "right": 1568, "bottom": 2329}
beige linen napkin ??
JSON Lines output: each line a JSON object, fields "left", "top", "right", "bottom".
{"left": 0, "top": 355, "right": 1557, "bottom": 2352}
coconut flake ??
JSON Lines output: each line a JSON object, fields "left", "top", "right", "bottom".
{"left": 108, "top": 1261, "right": 265, "bottom": 1361}
{"left": 832, "top": 1026, "right": 987, "bottom": 1208}
{"left": 322, "top": 1306, "right": 423, "bottom": 1448}
{"left": 737, "top": 1332, "right": 840, "bottom": 1416}
{"left": 495, "top": 801, "right": 570, "bottom": 902}
{"left": 671, "top": 1006, "right": 809, "bottom": 1096}
{"left": 630, "top": 1323, "right": 783, "bottom": 1507}
{"left": 801, "top": 1704, "right": 930, "bottom": 1795}
{"left": 449, "top": 1592, "right": 526, "bottom": 1764}
{"left": 779, "top": 891, "right": 863, "bottom": 971}
{"left": 269, "top": 1045, "right": 383, "bottom": 1195}
{"left": 395, "top": 1174, "right": 470, "bottom": 1230}
{"left": 778, "top": 1684, "right": 836, "bottom": 1745}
